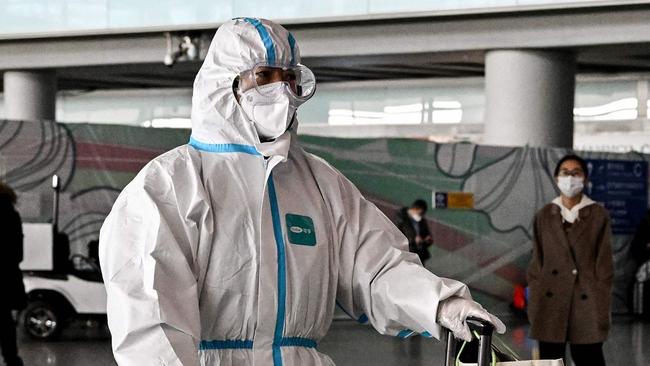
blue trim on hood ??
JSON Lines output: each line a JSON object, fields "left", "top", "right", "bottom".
{"left": 243, "top": 17, "right": 276, "bottom": 65}
{"left": 189, "top": 137, "right": 261, "bottom": 156}
{"left": 287, "top": 33, "right": 296, "bottom": 65}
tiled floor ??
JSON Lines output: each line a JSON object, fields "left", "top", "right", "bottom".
{"left": 9, "top": 316, "right": 650, "bottom": 365}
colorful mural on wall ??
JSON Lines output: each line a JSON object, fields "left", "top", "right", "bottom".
{"left": 0, "top": 120, "right": 188, "bottom": 258}
{"left": 1, "top": 120, "right": 648, "bottom": 312}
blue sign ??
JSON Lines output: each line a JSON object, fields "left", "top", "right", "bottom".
{"left": 586, "top": 159, "right": 648, "bottom": 234}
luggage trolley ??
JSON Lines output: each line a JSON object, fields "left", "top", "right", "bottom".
{"left": 444, "top": 318, "right": 494, "bottom": 366}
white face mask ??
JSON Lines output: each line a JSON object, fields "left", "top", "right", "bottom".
{"left": 240, "top": 82, "right": 303, "bottom": 140}
{"left": 557, "top": 176, "right": 584, "bottom": 198}
{"left": 408, "top": 211, "right": 423, "bottom": 222}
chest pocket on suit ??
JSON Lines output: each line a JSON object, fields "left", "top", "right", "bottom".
{"left": 285, "top": 213, "right": 317, "bottom": 246}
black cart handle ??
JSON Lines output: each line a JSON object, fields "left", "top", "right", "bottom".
{"left": 466, "top": 317, "right": 495, "bottom": 336}
{"left": 444, "top": 317, "right": 494, "bottom": 366}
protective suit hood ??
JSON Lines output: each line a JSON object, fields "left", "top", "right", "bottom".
{"left": 190, "top": 18, "right": 300, "bottom": 157}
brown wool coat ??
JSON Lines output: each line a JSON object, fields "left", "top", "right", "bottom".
{"left": 527, "top": 202, "right": 613, "bottom": 344}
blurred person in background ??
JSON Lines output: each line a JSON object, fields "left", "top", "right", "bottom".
{"left": 397, "top": 199, "right": 433, "bottom": 265}
{"left": 0, "top": 183, "right": 25, "bottom": 366}
{"left": 631, "top": 209, "right": 650, "bottom": 265}
{"left": 630, "top": 209, "right": 650, "bottom": 319}
{"left": 87, "top": 239, "right": 100, "bottom": 269}
{"left": 527, "top": 154, "right": 613, "bottom": 366}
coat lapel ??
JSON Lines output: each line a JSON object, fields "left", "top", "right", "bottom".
{"left": 548, "top": 205, "right": 573, "bottom": 253}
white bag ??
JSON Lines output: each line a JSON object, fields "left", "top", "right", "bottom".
{"left": 456, "top": 335, "right": 564, "bottom": 366}
{"left": 458, "top": 361, "right": 564, "bottom": 366}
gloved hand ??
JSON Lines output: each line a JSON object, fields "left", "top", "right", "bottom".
{"left": 437, "top": 296, "right": 506, "bottom": 342}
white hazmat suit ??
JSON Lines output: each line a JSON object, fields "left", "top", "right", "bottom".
{"left": 100, "top": 18, "right": 503, "bottom": 366}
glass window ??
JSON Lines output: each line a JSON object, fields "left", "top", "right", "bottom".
{"left": 107, "top": 0, "right": 232, "bottom": 29}
{"left": 234, "top": 1, "right": 366, "bottom": 21}
{"left": 0, "top": 0, "right": 622, "bottom": 37}
{"left": 1, "top": 76, "right": 647, "bottom": 153}
{"left": 369, "top": 0, "right": 517, "bottom": 14}
{"left": 56, "top": 89, "right": 192, "bottom": 127}
{"left": 574, "top": 80, "right": 638, "bottom": 121}
{"left": 299, "top": 80, "right": 485, "bottom": 126}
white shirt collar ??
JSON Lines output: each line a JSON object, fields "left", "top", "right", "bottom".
{"left": 552, "top": 195, "right": 595, "bottom": 224}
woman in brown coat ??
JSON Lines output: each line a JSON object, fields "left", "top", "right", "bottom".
{"left": 527, "top": 154, "right": 613, "bottom": 366}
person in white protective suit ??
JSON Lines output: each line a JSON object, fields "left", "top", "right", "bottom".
{"left": 99, "top": 17, "right": 505, "bottom": 366}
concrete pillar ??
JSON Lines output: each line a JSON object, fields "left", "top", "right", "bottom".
{"left": 483, "top": 50, "right": 576, "bottom": 148}
{"left": 3, "top": 70, "right": 57, "bottom": 121}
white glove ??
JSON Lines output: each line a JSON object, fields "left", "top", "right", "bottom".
{"left": 437, "top": 296, "right": 506, "bottom": 342}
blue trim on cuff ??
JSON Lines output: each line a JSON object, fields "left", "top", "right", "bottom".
{"left": 199, "top": 339, "right": 254, "bottom": 350}
{"left": 397, "top": 329, "right": 415, "bottom": 339}
{"left": 189, "top": 137, "right": 261, "bottom": 156}
{"left": 335, "top": 301, "right": 368, "bottom": 324}
{"left": 397, "top": 329, "right": 433, "bottom": 339}
{"left": 357, "top": 314, "right": 369, "bottom": 324}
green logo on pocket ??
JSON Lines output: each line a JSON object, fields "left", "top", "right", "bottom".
{"left": 285, "top": 214, "right": 316, "bottom": 246}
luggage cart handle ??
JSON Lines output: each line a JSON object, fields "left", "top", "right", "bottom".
{"left": 466, "top": 317, "right": 495, "bottom": 336}
{"left": 444, "top": 317, "right": 494, "bottom": 366}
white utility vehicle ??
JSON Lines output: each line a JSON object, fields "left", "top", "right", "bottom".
{"left": 20, "top": 176, "right": 106, "bottom": 340}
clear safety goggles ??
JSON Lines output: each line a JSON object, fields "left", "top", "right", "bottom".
{"left": 238, "top": 63, "right": 316, "bottom": 100}
{"left": 557, "top": 169, "right": 585, "bottom": 177}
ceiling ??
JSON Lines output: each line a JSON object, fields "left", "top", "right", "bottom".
{"left": 27, "top": 44, "right": 650, "bottom": 92}
{"left": 2, "top": 4, "right": 650, "bottom": 91}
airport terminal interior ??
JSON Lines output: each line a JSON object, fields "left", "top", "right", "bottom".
{"left": 1, "top": 1, "right": 650, "bottom": 366}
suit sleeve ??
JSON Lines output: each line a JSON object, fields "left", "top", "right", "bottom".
{"left": 333, "top": 174, "right": 471, "bottom": 340}
{"left": 99, "top": 164, "right": 201, "bottom": 366}
{"left": 527, "top": 214, "right": 544, "bottom": 284}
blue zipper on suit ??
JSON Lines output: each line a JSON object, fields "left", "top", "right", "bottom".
{"left": 267, "top": 173, "right": 287, "bottom": 366}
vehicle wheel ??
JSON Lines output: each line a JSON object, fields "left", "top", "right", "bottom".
{"left": 23, "top": 301, "right": 62, "bottom": 340}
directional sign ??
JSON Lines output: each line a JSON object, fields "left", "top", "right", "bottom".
{"left": 434, "top": 191, "right": 474, "bottom": 209}
{"left": 586, "top": 159, "right": 648, "bottom": 234}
